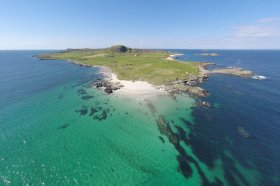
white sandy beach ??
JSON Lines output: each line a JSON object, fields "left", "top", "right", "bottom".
{"left": 110, "top": 74, "right": 166, "bottom": 98}
{"left": 166, "top": 53, "right": 183, "bottom": 60}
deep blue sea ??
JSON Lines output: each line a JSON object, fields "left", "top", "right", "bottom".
{"left": 0, "top": 50, "right": 279, "bottom": 185}
{"left": 174, "top": 49, "right": 280, "bottom": 185}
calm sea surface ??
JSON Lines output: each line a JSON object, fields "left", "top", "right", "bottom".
{"left": 0, "top": 50, "right": 279, "bottom": 185}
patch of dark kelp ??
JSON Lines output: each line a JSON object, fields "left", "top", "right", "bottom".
{"left": 146, "top": 101, "right": 223, "bottom": 186}
{"left": 57, "top": 94, "right": 63, "bottom": 99}
{"left": 75, "top": 104, "right": 110, "bottom": 121}
{"left": 188, "top": 105, "right": 262, "bottom": 186}
{"left": 77, "top": 88, "right": 87, "bottom": 95}
{"left": 57, "top": 123, "right": 70, "bottom": 130}
{"left": 77, "top": 88, "right": 95, "bottom": 101}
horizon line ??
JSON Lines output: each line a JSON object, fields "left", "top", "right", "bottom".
{"left": 1, "top": 48, "right": 280, "bottom": 51}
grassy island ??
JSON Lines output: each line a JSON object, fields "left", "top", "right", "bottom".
{"left": 39, "top": 45, "right": 253, "bottom": 97}
{"left": 39, "top": 45, "right": 202, "bottom": 85}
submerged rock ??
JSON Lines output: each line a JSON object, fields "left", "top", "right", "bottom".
{"left": 196, "top": 101, "right": 211, "bottom": 107}
{"left": 237, "top": 127, "right": 251, "bottom": 138}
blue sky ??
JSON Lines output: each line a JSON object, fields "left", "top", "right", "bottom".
{"left": 1, "top": 0, "right": 280, "bottom": 49}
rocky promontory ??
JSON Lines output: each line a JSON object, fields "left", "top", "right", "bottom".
{"left": 94, "top": 80, "right": 124, "bottom": 94}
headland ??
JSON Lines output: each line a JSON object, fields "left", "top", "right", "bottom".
{"left": 38, "top": 45, "right": 254, "bottom": 97}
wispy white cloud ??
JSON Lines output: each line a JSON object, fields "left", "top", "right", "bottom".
{"left": 257, "top": 17, "right": 280, "bottom": 23}
{"left": 235, "top": 18, "right": 280, "bottom": 38}
{"left": 235, "top": 25, "right": 277, "bottom": 38}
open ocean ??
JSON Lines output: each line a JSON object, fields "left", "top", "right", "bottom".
{"left": 0, "top": 50, "right": 279, "bottom": 185}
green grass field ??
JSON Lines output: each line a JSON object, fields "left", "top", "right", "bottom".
{"left": 39, "top": 46, "right": 201, "bottom": 85}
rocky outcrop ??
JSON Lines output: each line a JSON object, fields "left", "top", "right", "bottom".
{"left": 196, "top": 101, "right": 211, "bottom": 107}
{"left": 195, "top": 53, "right": 220, "bottom": 56}
{"left": 94, "top": 80, "right": 124, "bottom": 94}
{"left": 110, "top": 45, "right": 131, "bottom": 53}
{"left": 168, "top": 84, "right": 208, "bottom": 97}
{"left": 210, "top": 68, "right": 253, "bottom": 77}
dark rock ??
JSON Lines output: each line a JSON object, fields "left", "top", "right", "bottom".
{"left": 94, "top": 80, "right": 124, "bottom": 94}
{"left": 197, "top": 101, "right": 211, "bottom": 107}
{"left": 104, "top": 88, "right": 113, "bottom": 94}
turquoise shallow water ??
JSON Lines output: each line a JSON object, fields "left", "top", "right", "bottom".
{"left": 1, "top": 50, "right": 279, "bottom": 185}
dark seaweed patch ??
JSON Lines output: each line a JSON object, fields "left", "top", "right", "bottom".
{"left": 146, "top": 102, "right": 224, "bottom": 185}
{"left": 89, "top": 107, "right": 99, "bottom": 116}
{"left": 75, "top": 104, "right": 110, "bottom": 121}
{"left": 176, "top": 155, "right": 192, "bottom": 178}
{"left": 75, "top": 105, "right": 89, "bottom": 116}
{"left": 57, "top": 123, "right": 70, "bottom": 130}
{"left": 159, "top": 136, "right": 165, "bottom": 143}
{"left": 156, "top": 115, "right": 179, "bottom": 145}
{"left": 175, "top": 125, "right": 188, "bottom": 142}
{"left": 77, "top": 88, "right": 87, "bottom": 95}
{"left": 93, "top": 110, "right": 107, "bottom": 121}
{"left": 57, "top": 94, "right": 63, "bottom": 99}
{"left": 81, "top": 95, "right": 94, "bottom": 100}
{"left": 180, "top": 117, "right": 193, "bottom": 129}
{"left": 147, "top": 102, "right": 157, "bottom": 114}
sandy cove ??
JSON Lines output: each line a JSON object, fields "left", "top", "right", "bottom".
{"left": 98, "top": 67, "right": 167, "bottom": 98}
{"left": 95, "top": 63, "right": 254, "bottom": 98}
{"left": 110, "top": 74, "right": 166, "bottom": 97}
{"left": 166, "top": 53, "right": 183, "bottom": 60}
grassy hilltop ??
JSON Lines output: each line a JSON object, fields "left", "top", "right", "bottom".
{"left": 39, "top": 45, "right": 201, "bottom": 85}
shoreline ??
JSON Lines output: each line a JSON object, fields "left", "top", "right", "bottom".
{"left": 37, "top": 47, "right": 255, "bottom": 98}
{"left": 97, "top": 67, "right": 167, "bottom": 98}
{"left": 95, "top": 65, "right": 210, "bottom": 97}
{"left": 95, "top": 63, "right": 255, "bottom": 98}
{"left": 166, "top": 53, "right": 183, "bottom": 60}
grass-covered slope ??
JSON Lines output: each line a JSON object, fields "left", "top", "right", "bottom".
{"left": 39, "top": 45, "right": 201, "bottom": 85}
